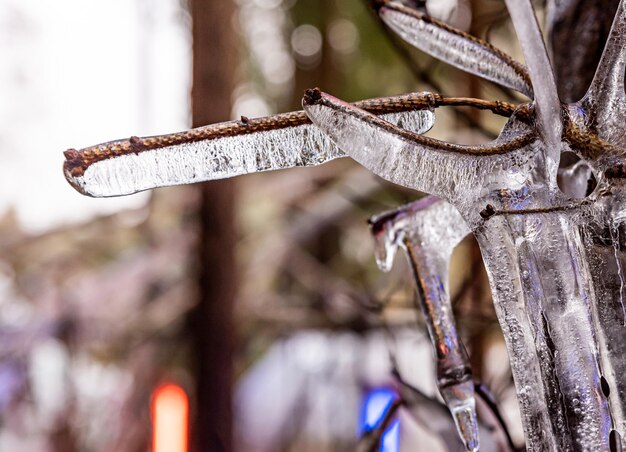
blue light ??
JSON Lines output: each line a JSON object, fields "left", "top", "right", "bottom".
{"left": 358, "top": 388, "right": 400, "bottom": 452}
{"left": 360, "top": 388, "right": 396, "bottom": 433}
{"left": 380, "top": 420, "right": 400, "bottom": 452}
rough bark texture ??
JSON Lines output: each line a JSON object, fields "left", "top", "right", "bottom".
{"left": 190, "top": 1, "right": 237, "bottom": 451}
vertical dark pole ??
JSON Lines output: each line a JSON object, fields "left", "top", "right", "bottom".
{"left": 190, "top": 1, "right": 237, "bottom": 451}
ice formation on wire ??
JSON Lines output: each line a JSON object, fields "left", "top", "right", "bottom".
{"left": 63, "top": 0, "right": 626, "bottom": 449}
{"left": 369, "top": 196, "right": 478, "bottom": 451}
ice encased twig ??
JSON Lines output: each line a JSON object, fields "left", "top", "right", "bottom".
{"left": 369, "top": 196, "right": 479, "bottom": 451}
{"left": 377, "top": 1, "right": 534, "bottom": 98}
{"left": 302, "top": 90, "right": 539, "bottom": 226}
{"left": 504, "top": 0, "right": 562, "bottom": 171}
{"left": 305, "top": 88, "right": 614, "bottom": 449}
{"left": 64, "top": 102, "right": 435, "bottom": 197}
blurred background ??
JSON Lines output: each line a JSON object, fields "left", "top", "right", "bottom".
{"left": 0, "top": 0, "right": 529, "bottom": 450}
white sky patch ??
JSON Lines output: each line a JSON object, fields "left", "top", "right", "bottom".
{"left": 0, "top": 0, "right": 191, "bottom": 232}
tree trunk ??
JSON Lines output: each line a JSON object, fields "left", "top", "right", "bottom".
{"left": 189, "top": 1, "right": 237, "bottom": 451}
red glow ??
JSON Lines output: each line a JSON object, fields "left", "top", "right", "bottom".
{"left": 152, "top": 383, "right": 189, "bottom": 452}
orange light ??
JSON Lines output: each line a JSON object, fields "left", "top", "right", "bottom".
{"left": 152, "top": 383, "right": 189, "bottom": 452}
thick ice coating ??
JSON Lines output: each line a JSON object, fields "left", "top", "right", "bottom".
{"left": 63, "top": 95, "right": 437, "bottom": 197}
{"left": 63, "top": 92, "right": 519, "bottom": 198}
{"left": 566, "top": 2, "right": 626, "bottom": 443}
{"left": 302, "top": 89, "right": 540, "bottom": 226}
{"left": 376, "top": 1, "right": 534, "bottom": 98}
{"left": 304, "top": 86, "right": 616, "bottom": 449}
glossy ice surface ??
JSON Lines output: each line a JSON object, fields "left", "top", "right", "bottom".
{"left": 64, "top": 108, "right": 434, "bottom": 197}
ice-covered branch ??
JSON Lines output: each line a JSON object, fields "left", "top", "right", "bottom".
{"left": 504, "top": 0, "right": 562, "bottom": 165}
{"left": 64, "top": 92, "right": 517, "bottom": 198}
{"left": 303, "top": 89, "right": 536, "bottom": 207}
{"left": 375, "top": 0, "right": 534, "bottom": 98}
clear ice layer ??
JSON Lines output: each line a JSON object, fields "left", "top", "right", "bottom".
{"left": 503, "top": 0, "right": 562, "bottom": 168}
{"left": 567, "top": 5, "right": 626, "bottom": 444}
{"left": 476, "top": 212, "right": 611, "bottom": 451}
{"left": 303, "top": 93, "right": 544, "bottom": 227}
{"left": 68, "top": 109, "right": 435, "bottom": 197}
{"left": 379, "top": 3, "right": 534, "bottom": 98}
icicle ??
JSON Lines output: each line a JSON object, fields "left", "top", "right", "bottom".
{"left": 504, "top": 0, "right": 562, "bottom": 173}
{"left": 583, "top": 193, "right": 626, "bottom": 447}
{"left": 369, "top": 208, "right": 404, "bottom": 273}
{"left": 376, "top": 1, "right": 534, "bottom": 98}
{"left": 477, "top": 211, "right": 613, "bottom": 450}
{"left": 369, "top": 197, "right": 478, "bottom": 451}
{"left": 397, "top": 374, "right": 511, "bottom": 451}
